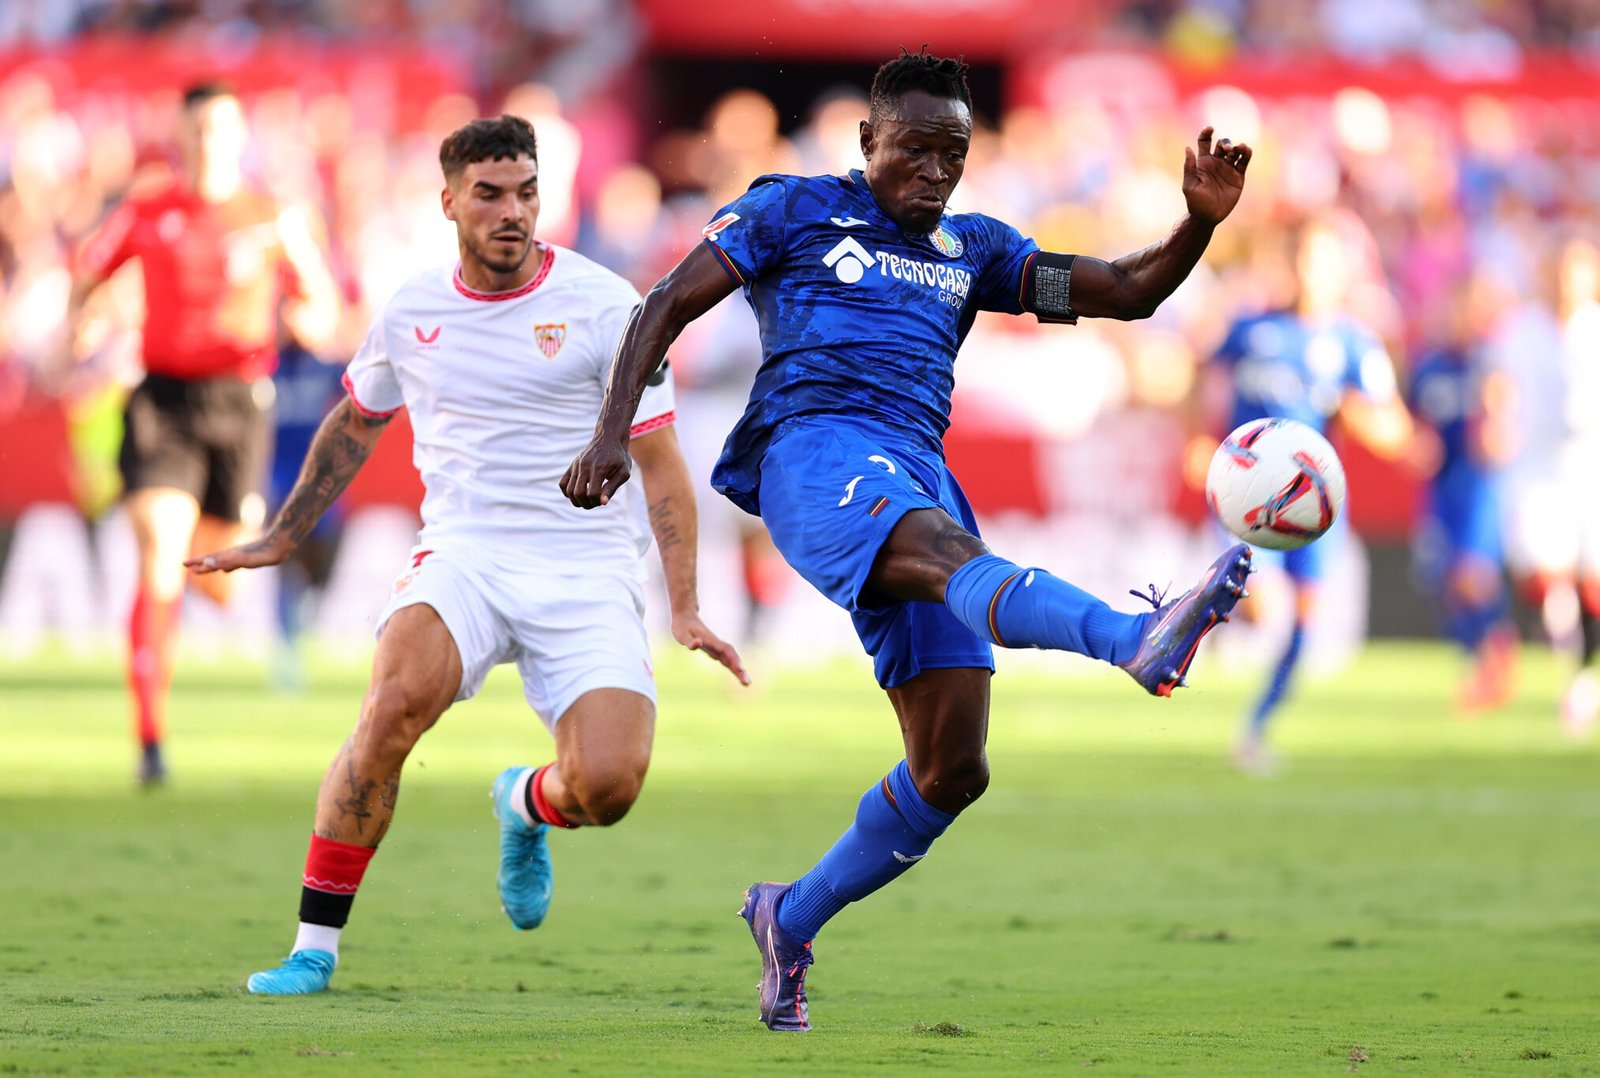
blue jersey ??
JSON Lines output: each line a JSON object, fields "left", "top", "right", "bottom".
{"left": 1212, "top": 311, "right": 1394, "bottom": 435}
{"left": 1409, "top": 347, "right": 1503, "bottom": 569}
{"left": 702, "top": 170, "right": 1039, "bottom": 514}
{"left": 1408, "top": 347, "right": 1486, "bottom": 484}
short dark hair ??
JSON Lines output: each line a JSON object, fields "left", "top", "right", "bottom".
{"left": 439, "top": 115, "right": 539, "bottom": 181}
{"left": 182, "top": 82, "right": 236, "bottom": 111}
{"left": 869, "top": 48, "right": 971, "bottom": 123}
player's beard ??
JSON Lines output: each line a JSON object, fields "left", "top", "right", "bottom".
{"left": 468, "top": 231, "right": 533, "bottom": 276}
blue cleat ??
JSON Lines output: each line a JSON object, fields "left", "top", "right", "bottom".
{"left": 738, "top": 882, "right": 814, "bottom": 1032}
{"left": 1122, "top": 543, "right": 1252, "bottom": 697}
{"left": 490, "top": 766, "right": 552, "bottom": 930}
{"left": 246, "top": 949, "right": 335, "bottom": 995}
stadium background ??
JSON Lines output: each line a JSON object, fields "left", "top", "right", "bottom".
{"left": 6, "top": 4, "right": 1600, "bottom": 1072}
{"left": 0, "top": 0, "right": 1595, "bottom": 659}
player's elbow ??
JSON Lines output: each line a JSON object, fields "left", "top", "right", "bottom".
{"left": 656, "top": 297, "right": 707, "bottom": 350}
{"left": 1079, "top": 283, "right": 1160, "bottom": 322}
{"left": 1107, "top": 293, "right": 1161, "bottom": 322}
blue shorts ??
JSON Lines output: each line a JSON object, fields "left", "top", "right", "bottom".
{"left": 1415, "top": 471, "right": 1503, "bottom": 588}
{"left": 756, "top": 423, "right": 993, "bottom": 688}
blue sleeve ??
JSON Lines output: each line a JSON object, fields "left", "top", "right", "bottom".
{"left": 700, "top": 179, "right": 789, "bottom": 285}
{"left": 970, "top": 214, "right": 1040, "bottom": 315}
{"left": 1212, "top": 319, "right": 1250, "bottom": 369}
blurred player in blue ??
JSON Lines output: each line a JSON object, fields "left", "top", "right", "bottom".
{"left": 1196, "top": 219, "right": 1413, "bottom": 773}
{"left": 563, "top": 50, "right": 1255, "bottom": 1031}
{"left": 1408, "top": 285, "right": 1518, "bottom": 712}
{"left": 267, "top": 342, "right": 350, "bottom": 690}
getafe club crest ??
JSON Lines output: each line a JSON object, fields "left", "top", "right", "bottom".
{"left": 534, "top": 323, "right": 566, "bottom": 359}
{"left": 929, "top": 225, "right": 963, "bottom": 259}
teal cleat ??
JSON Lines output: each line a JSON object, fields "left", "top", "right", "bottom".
{"left": 246, "top": 949, "right": 335, "bottom": 995}
{"left": 490, "top": 766, "right": 552, "bottom": 930}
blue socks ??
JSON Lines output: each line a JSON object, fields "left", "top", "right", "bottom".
{"left": 777, "top": 760, "right": 956, "bottom": 942}
{"left": 944, "top": 553, "right": 1146, "bottom": 664}
{"left": 1247, "top": 621, "right": 1305, "bottom": 742}
{"left": 1444, "top": 590, "right": 1507, "bottom": 654}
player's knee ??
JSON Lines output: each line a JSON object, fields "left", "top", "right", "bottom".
{"left": 918, "top": 752, "right": 990, "bottom": 811}
{"left": 568, "top": 765, "right": 646, "bottom": 827}
{"left": 875, "top": 512, "right": 989, "bottom": 600}
{"left": 358, "top": 679, "right": 441, "bottom": 762}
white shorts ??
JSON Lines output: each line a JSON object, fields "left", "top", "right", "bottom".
{"left": 1504, "top": 468, "right": 1600, "bottom": 579}
{"left": 376, "top": 544, "right": 656, "bottom": 727}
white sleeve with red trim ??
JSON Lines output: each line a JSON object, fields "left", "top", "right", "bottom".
{"left": 630, "top": 362, "right": 676, "bottom": 439}
{"left": 342, "top": 305, "right": 403, "bottom": 418}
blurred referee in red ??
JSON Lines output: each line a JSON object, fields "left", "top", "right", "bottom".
{"left": 65, "top": 83, "right": 339, "bottom": 784}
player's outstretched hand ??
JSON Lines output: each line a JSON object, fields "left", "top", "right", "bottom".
{"left": 185, "top": 534, "right": 294, "bottom": 575}
{"left": 561, "top": 436, "right": 632, "bottom": 509}
{"left": 1182, "top": 126, "right": 1252, "bottom": 225}
{"left": 672, "top": 611, "right": 751, "bottom": 687}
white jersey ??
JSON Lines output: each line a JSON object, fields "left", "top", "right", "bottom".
{"left": 343, "top": 245, "right": 674, "bottom": 572}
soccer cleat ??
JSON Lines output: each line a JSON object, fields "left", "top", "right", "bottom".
{"left": 138, "top": 742, "right": 167, "bottom": 787}
{"left": 1122, "top": 543, "right": 1252, "bottom": 697}
{"left": 738, "top": 882, "right": 814, "bottom": 1032}
{"left": 490, "top": 766, "right": 552, "bottom": 930}
{"left": 246, "top": 949, "right": 336, "bottom": 995}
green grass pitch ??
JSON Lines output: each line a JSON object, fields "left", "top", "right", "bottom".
{"left": 3, "top": 643, "right": 1599, "bottom": 1075}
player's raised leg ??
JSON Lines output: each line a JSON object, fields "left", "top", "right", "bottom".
{"left": 491, "top": 688, "right": 654, "bottom": 930}
{"left": 124, "top": 487, "right": 201, "bottom": 785}
{"left": 742, "top": 667, "right": 988, "bottom": 1031}
{"left": 878, "top": 508, "right": 1251, "bottom": 696}
{"left": 247, "top": 603, "right": 461, "bottom": 994}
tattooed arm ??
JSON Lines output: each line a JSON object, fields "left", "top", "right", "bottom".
{"left": 187, "top": 397, "right": 392, "bottom": 574}
{"left": 629, "top": 424, "right": 749, "bottom": 685}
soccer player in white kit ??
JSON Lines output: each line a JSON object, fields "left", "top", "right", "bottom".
{"left": 189, "top": 116, "right": 746, "bottom": 994}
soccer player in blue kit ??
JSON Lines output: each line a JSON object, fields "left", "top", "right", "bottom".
{"left": 1408, "top": 304, "right": 1517, "bottom": 710}
{"left": 1199, "top": 219, "right": 1413, "bottom": 772}
{"left": 563, "top": 51, "right": 1255, "bottom": 1030}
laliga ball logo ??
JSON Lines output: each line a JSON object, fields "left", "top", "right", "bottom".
{"left": 1206, "top": 417, "right": 1347, "bottom": 551}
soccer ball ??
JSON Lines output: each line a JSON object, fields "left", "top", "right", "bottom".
{"left": 1205, "top": 418, "right": 1346, "bottom": 551}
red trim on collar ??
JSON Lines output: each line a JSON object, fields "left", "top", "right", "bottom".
{"left": 453, "top": 246, "right": 555, "bottom": 301}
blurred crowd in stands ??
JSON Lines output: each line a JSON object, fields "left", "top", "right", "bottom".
{"left": 2, "top": 3, "right": 1599, "bottom": 698}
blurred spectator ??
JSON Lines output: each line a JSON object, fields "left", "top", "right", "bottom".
{"left": 5, "top": 2, "right": 1600, "bottom": 711}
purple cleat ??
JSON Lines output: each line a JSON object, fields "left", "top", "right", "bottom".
{"left": 1122, "top": 543, "right": 1252, "bottom": 697}
{"left": 738, "top": 882, "right": 814, "bottom": 1032}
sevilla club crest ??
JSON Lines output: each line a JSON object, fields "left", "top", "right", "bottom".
{"left": 534, "top": 323, "right": 566, "bottom": 359}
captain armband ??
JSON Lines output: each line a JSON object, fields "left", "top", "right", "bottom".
{"left": 1024, "top": 252, "right": 1078, "bottom": 324}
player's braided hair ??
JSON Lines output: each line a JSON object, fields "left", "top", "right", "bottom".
{"left": 439, "top": 114, "right": 539, "bottom": 180}
{"left": 869, "top": 47, "right": 971, "bottom": 123}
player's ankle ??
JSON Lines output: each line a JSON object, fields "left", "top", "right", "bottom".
{"left": 292, "top": 921, "right": 342, "bottom": 958}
